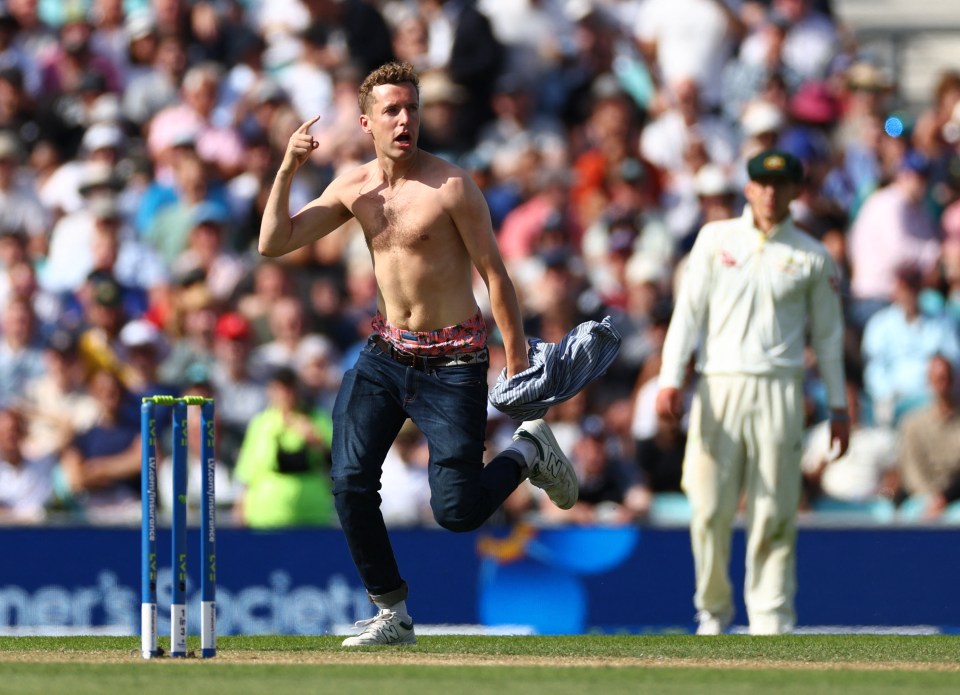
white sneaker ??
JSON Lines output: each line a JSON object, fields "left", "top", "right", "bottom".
{"left": 341, "top": 609, "right": 416, "bottom": 647}
{"left": 695, "top": 610, "right": 732, "bottom": 636}
{"left": 514, "top": 419, "right": 578, "bottom": 510}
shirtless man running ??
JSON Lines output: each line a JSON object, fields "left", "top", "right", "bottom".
{"left": 259, "top": 62, "right": 578, "bottom": 646}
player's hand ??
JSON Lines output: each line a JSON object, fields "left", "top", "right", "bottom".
{"left": 828, "top": 418, "right": 850, "bottom": 460}
{"left": 282, "top": 115, "right": 321, "bottom": 173}
{"left": 655, "top": 387, "right": 684, "bottom": 421}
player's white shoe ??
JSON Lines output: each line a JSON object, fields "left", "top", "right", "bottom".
{"left": 513, "top": 419, "right": 579, "bottom": 510}
{"left": 341, "top": 609, "right": 417, "bottom": 647}
{"left": 695, "top": 610, "right": 732, "bottom": 635}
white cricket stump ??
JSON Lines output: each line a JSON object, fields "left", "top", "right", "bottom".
{"left": 170, "top": 604, "right": 187, "bottom": 657}
{"left": 141, "top": 603, "right": 157, "bottom": 658}
{"left": 200, "top": 601, "right": 216, "bottom": 658}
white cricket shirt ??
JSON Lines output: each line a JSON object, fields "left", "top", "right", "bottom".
{"left": 659, "top": 208, "right": 847, "bottom": 409}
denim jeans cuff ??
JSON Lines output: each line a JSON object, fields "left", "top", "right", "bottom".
{"left": 370, "top": 581, "right": 409, "bottom": 609}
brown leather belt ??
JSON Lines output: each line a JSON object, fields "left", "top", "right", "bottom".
{"left": 372, "top": 335, "right": 488, "bottom": 370}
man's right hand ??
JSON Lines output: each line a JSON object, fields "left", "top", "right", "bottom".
{"left": 282, "top": 115, "right": 321, "bottom": 173}
{"left": 655, "top": 386, "right": 684, "bottom": 421}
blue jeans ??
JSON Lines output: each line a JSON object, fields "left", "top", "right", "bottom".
{"left": 331, "top": 337, "right": 524, "bottom": 602}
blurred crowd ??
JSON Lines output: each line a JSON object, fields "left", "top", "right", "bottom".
{"left": 2, "top": 0, "right": 960, "bottom": 527}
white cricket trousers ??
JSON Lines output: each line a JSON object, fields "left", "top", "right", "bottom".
{"left": 681, "top": 373, "right": 805, "bottom": 635}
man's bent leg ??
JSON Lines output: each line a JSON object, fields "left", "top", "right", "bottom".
{"left": 332, "top": 354, "right": 409, "bottom": 597}
{"left": 409, "top": 363, "right": 522, "bottom": 531}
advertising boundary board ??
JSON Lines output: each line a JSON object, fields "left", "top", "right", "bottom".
{"left": 1, "top": 525, "right": 958, "bottom": 635}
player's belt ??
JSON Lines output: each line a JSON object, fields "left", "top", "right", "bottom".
{"left": 372, "top": 335, "right": 488, "bottom": 370}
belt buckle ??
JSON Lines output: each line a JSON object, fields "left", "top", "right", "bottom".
{"left": 390, "top": 343, "right": 422, "bottom": 369}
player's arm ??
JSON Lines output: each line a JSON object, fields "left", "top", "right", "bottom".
{"left": 656, "top": 225, "right": 715, "bottom": 418}
{"left": 448, "top": 173, "right": 528, "bottom": 376}
{"left": 259, "top": 115, "right": 353, "bottom": 257}
{"left": 808, "top": 251, "right": 850, "bottom": 457}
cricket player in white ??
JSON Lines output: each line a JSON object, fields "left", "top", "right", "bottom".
{"left": 656, "top": 149, "right": 850, "bottom": 635}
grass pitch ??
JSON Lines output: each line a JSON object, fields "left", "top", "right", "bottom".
{"left": 1, "top": 634, "right": 959, "bottom": 694}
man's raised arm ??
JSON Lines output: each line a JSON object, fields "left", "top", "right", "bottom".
{"left": 259, "top": 115, "right": 353, "bottom": 257}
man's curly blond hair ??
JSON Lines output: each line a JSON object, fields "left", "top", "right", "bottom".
{"left": 358, "top": 62, "right": 420, "bottom": 115}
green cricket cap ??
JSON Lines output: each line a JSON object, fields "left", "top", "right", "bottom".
{"left": 746, "top": 148, "right": 804, "bottom": 183}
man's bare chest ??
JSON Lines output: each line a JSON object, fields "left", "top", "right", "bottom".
{"left": 351, "top": 189, "right": 454, "bottom": 253}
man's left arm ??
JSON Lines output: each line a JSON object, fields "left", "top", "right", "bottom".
{"left": 449, "top": 174, "right": 528, "bottom": 377}
{"left": 808, "top": 250, "right": 849, "bottom": 457}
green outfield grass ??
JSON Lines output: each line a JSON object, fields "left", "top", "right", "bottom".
{"left": 1, "top": 634, "right": 959, "bottom": 695}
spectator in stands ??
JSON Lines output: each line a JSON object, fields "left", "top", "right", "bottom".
{"left": 0, "top": 296, "right": 45, "bottom": 406}
{"left": 273, "top": 22, "right": 334, "bottom": 127}
{"left": 232, "top": 365, "right": 334, "bottom": 528}
{"left": 306, "top": 272, "right": 361, "bottom": 353}
{"left": 234, "top": 258, "right": 297, "bottom": 343}
{"left": 75, "top": 272, "right": 135, "bottom": 385}
{"left": 801, "top": 363, "right": 898, "bottom": 507}
{"left": 848, "top": 150, "right": 942, "bottom": 328}
{"left": 41, "top": 162, "right": 130, "bottom": 294}
{"left": 5, "top": 0, "right": 56, "bottom": 76}
{"left": 146, "top": 62, "right": 245, "bottom": 181}
{"left": 415, "top": 68, "right": 468, "bottom": 163}
{"left": 498, "top": 168, "right": 580, "bottom": 265}
{"left": 388, "top": 8, "right": 430, "bottom": 73}
{"left": 89, "top": 0, "right": 128, "bottom": 77}
{"left": 250, "top": 294, "right": 336, "bottom": 375}
{"left": 208, "top": 310, "right": 268, "bottom": 461}
{"left": 84, "top": 197, "right": 167, "bottom": 311}
{"left": 295, "top": 334, "right": 343, "bottom": 414}
{"left": 913, "top": 70, "right": 960, "bottom": 162}
{"left": 306, "top": 63, "right": 371, "bottom": 170}
{"left": 896, "top": 354, "right": 960, "bottom": 520}
{"left": 0, "top": 131, "right": 49, "bottom": 253}
{"left": 122, "top": 27, "right": 187, "bottom": 127}
{"left": 741, "top": 0, "right": 838, "bottom": 82}
{"left": 475, "top": 71, "right": 569, "bottom": 178}
{"left": 20, "top": 328, "right": 99, "bottom": 461}
{"left": 40, "top": 120, "right": 126, "bottom": 217}
{"left": 0, "top": 7, "right": 41, "bottom": 97}
{"left": 0, "top": 406, "right": 55, "bottom": 523}
{"left": 38, "top": 14, "right": 122, "bottom": 96}
{"left": 861, "top": 263, "right": 960, "bottom": 426}
{"left": 639, "top": 77, "right": 737, "bottom": 184}
{"left": 635, "top": 408, "right": 686, "bottom": 499}
{"left": 302, "top": 0, "right": 396, "bottom": 77}
{"left": 419, "top": 0, "right": 504, "bottom": 148}
{"left": 59, "top": 368, "right": 142, "bottom": 523}
{"left": 721, "top": 13, "right": 803, "bottom": 123}
{"left": 117, "top": 317, "right": 177, "bottom": 404}
{"left": 633, "top": 0, "right": 743, "bottom": 113}
{"left": 143, "top": 153, "right": 232, "bottom": 264}
{"left": 169, "top": 204, "right": 249, "bottom": 302}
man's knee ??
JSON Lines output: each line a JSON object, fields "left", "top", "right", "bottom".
{"left": 431, "top": 500, "right": 484, "bottom": 532}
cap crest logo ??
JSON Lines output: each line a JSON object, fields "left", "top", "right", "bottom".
{"left": 764, "top": 155, "right": 786, "bottom": 170}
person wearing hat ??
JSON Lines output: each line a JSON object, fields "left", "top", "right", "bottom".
{"left": 656, "top": 148, "right": 849, "bottom": 635}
